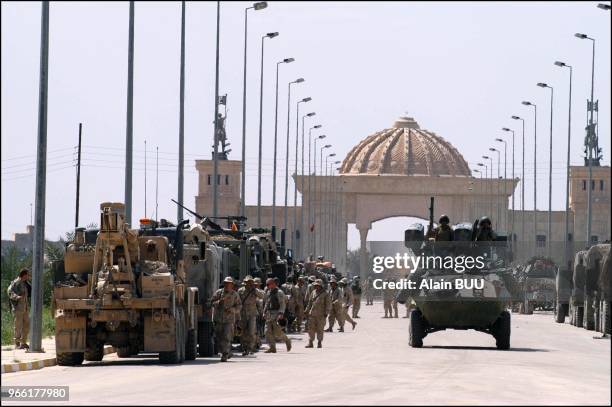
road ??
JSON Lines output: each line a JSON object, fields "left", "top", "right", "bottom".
{"left": 2, "top": 302, "right": 610, "bottom": 405}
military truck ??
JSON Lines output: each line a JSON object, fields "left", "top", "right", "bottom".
{"left": 53, "top": 202, "right": 199, "bottom": 365}
{"left": 512, "top": 257, "right": 557, "bottom": 314}
{"left": 569, "top": 250, "right": 587, "bottom": 327}
{"left": 398, "top": 199, "right": 513, "bottom": 350}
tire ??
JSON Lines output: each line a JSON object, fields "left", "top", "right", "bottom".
{"left": 57, "top": 352, "right": 84, "bottom": 366}
{"left": 575, "top": 306, "right": 584, "bottom": 328}
{"left": 492, "top": 311, "right": 511, "bottom": 350}
{"left": 159, "top": 306, "right": 184, "bottom": 364}
{"left": 555, "top": 302, "right": 565, "bottom": 323}
{"left": 409, "top": 309, "right": 425, "bottom": 348}
{"left": 584, "top": 297, "right": 595, "bottom": 330}
{"left": 178, "top": 307, "right": 186, "bottom": 363}
{"left": 185, "top": 325, "right": 197, "bottom": 361}
{"left": 603, "top": 301, "right": 611, "bottom": 335}
{"left": 198, "top": 321, "right": 214, "bottom": 357}
{"left": 84, "top": 342, "right": 104, "bottom": 361}
{"left": 116, "top": 343, "right": 138, "bottom": 358}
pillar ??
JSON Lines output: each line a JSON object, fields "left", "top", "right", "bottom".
{"left": 358, "top": 226, "right": 370, "bottom": 280}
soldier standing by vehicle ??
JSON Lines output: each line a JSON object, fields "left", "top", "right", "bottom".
{"left": 304, "top": 279, "right": 330, "bottom": 348}
{"left": 253, "top": 277, "right": 265, "bottom": 347}
{"left": 7, "top": 268, "right": 30, "bottom": 349}
{"left": 263, "top": 278, "right": 292, "bottom": 353}
{"left": 426, "top": 215, "right": 454, "bottom": 241}
{"left": 339, "top": 278, "right": 357, "bottom": 331}
{"left": 351, "top": 276, "right": 362, "bottom": 317}
{"left": 211, "top": 277, "right": 242, "bottom": 362}
{"left": 294, "top": 277, "right": 307, "bottom": 332}
{"left": 325, "top": 277, "right": 344, "bottom": 332}
{"left": 382, "top": 279, "right": 398, "bottom": 318}
{"left": 364, "top": 276, "right": 374, "bottom": 305}
{"left": 475, "top": 217, "right": 496, "bottom": 241}
{"left": 237, "top": 276, "right": 264, "bottom": 355}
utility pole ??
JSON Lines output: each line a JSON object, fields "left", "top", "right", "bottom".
{"left": 75, "top": 123, "right": 82, "bottom": 228}
{"left": 156, "top": 146, "right": 159, "bottom": 222}
{"left": 30, "top": 0, "right": 50, "bottom": 353}
{"left": 212, "top": 1, "right": 221, "bottom": 218}
{"left": 177, "top": 0, "right": 185, "bottom": 222}
{"left": 124, "top": 0, "right": 135, "bottom": 226}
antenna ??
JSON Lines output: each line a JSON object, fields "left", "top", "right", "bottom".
{"left": 144, "top": 139, "right": 147, "bottom": 218}
{"left": 75, "top": 123, "right": 82, "bottom": 228}
{"left": 156, "top": 146, "right": 159, "bottom": 222}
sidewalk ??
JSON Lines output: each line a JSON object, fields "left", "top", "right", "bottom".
{"left": 1, "top": 337, "right": 114, "bottom": 374}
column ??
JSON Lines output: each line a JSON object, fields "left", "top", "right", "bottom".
{"left": 358, "top": 226, "right": 370, "bottom": 280}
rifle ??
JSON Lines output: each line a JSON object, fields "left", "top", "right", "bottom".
{"left": 426, "top": 196, "right": 435, "bottom": 236}
{"left": 171, "top": 199, "right": 223, "bottom": 231}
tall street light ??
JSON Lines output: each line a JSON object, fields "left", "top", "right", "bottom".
{"left": 317, "top": 144, "right": 331, "bottom": 256}
{"left": 555, "top": 60, "right": 573, "bottom": 270}
{"left": 271, "top": 57, "right": 294, "bottom": 229}
{"left": 473, "top": 168, "right": 482, "bottom": 216}
{"left": 537, "top": 82, "right": 554, "bottom": 257}
{"left": 477, "top": 162, "right": 488, "bottom": 218}
{"left": 522, "top": 100, "right": 537, "bottom": 253}
{"left": 575, "top": 33, "right": 596, "bottom": 246}
{"left": 512, "top": 115, "right": 526, "bottom": 247}
{"left": 482, "top": 156, "right": 493, "bottom": 219}
{"left": 256, "top": 32, "right": 279, "bottom": 227}
{"left": 240, "top": 1, "right": 267, "bottom": 218}
{"left": 293, "top": 97, "right": 311, "bottom": 253}
{"left": 496, "top": 135, "right": 509, "bottom": 235}
{"left": 597, "top": 3, "right": 611, "bottom": 10}
{"left": 489, "top": 147, "right": 501, "bottom": 229}
{"left": 284, "top": 78, "right": 304, "bottom": 233}
{"left": 312, "top": 135, "right": 326, "bottom": 256}
{"left": 324, "top": 153, "right": 336, "bottom": 257}
{"left": 299, "top": 112, "right": 316, "bottom": 259}
{"left": 212, "top": 1, "right": 221, "bottom": 218}
{"left": 308, "top": 124, "right": 322, "bottom": 258}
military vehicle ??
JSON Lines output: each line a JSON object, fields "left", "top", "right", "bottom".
{"left": 398, "top": 198, "right": 514, "bottom": 350}
{"left": 512, "top": 257, "right": 557, "bottom": 314}
{"left": 555, "top": 257, "right": 573, "bottom": 323}
{"left": 569, "top": 250, "right": 587, "bottom": 327}
{"left": 583, "top": 243, "right": 610, "bottom": 333}
{"left": 53, "top": 202, "right": 199, "bottom": 365}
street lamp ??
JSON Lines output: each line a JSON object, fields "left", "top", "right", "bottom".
{"left": 496, "top": 135, "right": 509, "bottom": 235}
{"left": 293, "top": 97, "right": 312, "bottom": 253}
{"left": 271, "top": 57, "right": 294, "bottom": 229}
{"left": 473, "top": 168, "right": 482, "bottom": 217}
{"left": 308, "top": 124, "right": 322, "bottom": 258}
{"left": 575, "top": 32, "right": 597, "bottom": 246}
{"left": 256, "top": 31, "right": 279, "bottom": 227}
{"left": 489, "top": 147, "right": 501, "bottom": 229}
{"left": 324, "top": 153, "right": 336, "bottom": 257}
{"left": 555, "top": 60, "right": 573, "bottom": 271}
{"left": 298, "top": 113, "right": 316, "bottom": 259}
{"left": 597, "top": 3, "right": 611, "bottom": 9}
{"left": 537, "top": 82, "right": 554, "bottom": 256}
{"left": 240, "top": 1, "right": 267, "bottom": 218}
{"left": 316, "top": 144, "right": 331, "bottom": 256}
{"left": 312, "top": 135, "right": 326, "bottom": 257}
{"left": 522, "top": 100, "right": 537, "bottom": 253}
{"left": 482, "top": 156, "right": 493, "bottom": 220}
{"left": 284, "top": 78, "right": 304, "bottom": 233}
{"left": 512, "top": 115, "right": 526, "bottom": 248}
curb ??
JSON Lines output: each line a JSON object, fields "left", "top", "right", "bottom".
{"left": 1, "top": 346, "right": 115, "bottom": 374}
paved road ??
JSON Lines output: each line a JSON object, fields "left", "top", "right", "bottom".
{"left": 3, "top": 302, "right": 610, "bottom": 405}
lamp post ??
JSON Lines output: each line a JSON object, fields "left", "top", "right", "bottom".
{"left": 328, "top": 161, "right": 340, "bottom": 260}
{"left": 537, "top": 82, "right": 554, "bottom": 257}
{"left": 489, "top": 148, "right": 501, "bottom": 230}
{"left": 312, "top": 136, "right": 327, "bottom": 257}
{"left": 512, "top": 115, "right": 526, "bottom": 249}
{"left": 477, "top": 162, "right": 487, "bottom": 218}
{"left": 293, "top": 97, "right": 311, "bottom": 253}
{"left": 256, "top": 32, "right": 279, "bottom": 227}
{"left": 496, "top": 136, "right": 509, "bottom": 235}
{"left": 473, "top": 168, "right": 482, "bottom": 217}
{"left": 324, "top": 153, "right": 336, "bottom": 257}
{"left": 299, "top": 113, "right": 315, "bottom": 259}
{"left": 555, "top": 60, "right": 573, "bottom": 271}
{"left": 482, "top": 156, "right": 493, "bottom": 219}
{"left": 575, "top": 33, "right": 596, "bottom": 246}
{"left": 284, "top": 78, "right": 304, "bottom": 233}
{"left": 271, "top": 57, "right": 294, "bottom": 229}
{"left": 597, "top": 3, "right": 611, "bottom": 10}
{"left": 317, "top": 144, "right": 331, "bottom": 256}
{"left": 240, "top": 1, "right": 268, "bottom": 218}
{"left": 212, "top": 1, "right": 221, "bottom": 218}
{"left": 522, "top": 100, "right": 537, "bottom": 254}
{"left": 308, "top": 124, "right": 322, "bottom": 258}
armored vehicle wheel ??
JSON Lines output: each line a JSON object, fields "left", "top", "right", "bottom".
{"left": 409, "top": 309, "right": 425, "bottom": 348}
{"left": 57, "top": 352, "right": 84, "bottom": 366}
{"left": 178, "top": 307, "right": 186, "bottom": 363}
{"left": 198, "top": 321, "right": 214, "bottom": 357}
{"left": 116, "top": 343, "right": 138, "bottom": 358}
{"left": 574, "top": 306, "right": 584, "bottom": 328}
{"left": 491, "top": 311, "right": 511, "bottom": 350}
{"left": 554, "top": 303, "right": 565, "bottom": 323}
{"left": 159, "top": 306, "right": 185, "bottom": 364}
{"left": 84, "top": 342, "right": 104, "bottom": 361}
{"left": 185, "top": 323, "right": 198, "bottom": 361}
{"left": 602, "top": 301, "right": 611, "bottom": 335}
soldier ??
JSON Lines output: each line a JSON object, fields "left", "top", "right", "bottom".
{"left": 364, "top": 276, "right": 374, "bottom": 305}
{"left": 283, "top": 276, "right": 299, "bottom": 333}
{"left": 7, "top": 268, "right": 30, "bottom": 349}
{"left": 263, "top": 278, "right": 292, "bottom": 353}
{"left": 382, "top": 279, "right": 398, "bottom": 318}
{"left": 339, "top": 278, "right": 357, "bottom": 331}
{"left": 304, "top": 279, "right": 331, "bottom": 348}
{"left": 253, "top": 277, "right": 265, "bottom": 347}
{"left": 293, "top": 277, "right": 307, "bottom": 332}
{"left": 325, "top": 277, "right": 344, "bottom": 332}
{"left": 211, "top": 276, "right": 242, "bottom": 362}
{"left": 475, "top": 216, "right": 496, "bottom": 241}
{"left": 237, "top": 275, "right": 264, "bottom": 355}
{"left": 351, "top": 276, "right": 362, "bottom": 318}
{"left": 427, "top": 214, "right": 454, "bottom": 241}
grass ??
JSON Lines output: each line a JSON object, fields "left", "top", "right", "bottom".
{"left": 1, "top": 306, "right": 55, "bottom": 346}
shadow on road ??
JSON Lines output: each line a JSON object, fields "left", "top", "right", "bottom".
{"left": 424, "top": 345, "right": 549, "bottom": 352}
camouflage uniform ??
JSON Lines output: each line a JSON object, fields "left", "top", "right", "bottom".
{"left": 326, "top": 281, "right": 344, "bottom": 331}
{"left": 340, "top": 280, "right": 357, "bottom": 331}
{"left": 7, "top": 277, "right": 29, "bottom": 347}
{"left": 293, "top": 279, "right": 307, "bottom": 332}
{"left": 364, "top": 278, "right": 374, "bottom": 305}
{"left": 351, "top": 277, "right": 362, "bottom": 317}
{"left": 211, "top": 284, "right": 242, "bottom": 360}
{"left": 263, "top": 285, "right": 292, "bottom": 352}
{"left": 237, "top": 279, "right": 264, "bottom": 353}
{"left": 305, "top": 280, "right": 331, "bottom": 348}
{"left": 383, "top": 283, "right": 398, "bottom": 318}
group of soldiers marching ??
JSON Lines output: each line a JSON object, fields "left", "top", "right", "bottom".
{"left": 209, "top": 273, "right": 364, "bottom": 362}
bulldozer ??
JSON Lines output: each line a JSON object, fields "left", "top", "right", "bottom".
{"left": 53, "top": 202, "right": 198, "bottom": 365}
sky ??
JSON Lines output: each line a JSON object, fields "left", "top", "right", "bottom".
{"left": 1, "top": 1, "right": 610, "bottom": 250}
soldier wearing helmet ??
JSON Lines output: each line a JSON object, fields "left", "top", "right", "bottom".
{"left": 263, "top": 278, "right": 292, "bottom": 353}
{"left": 339, "top": 278, "right": 357, "bottom": 331}
{"left": 210, "top": 276, "right": 242, "bottom": 362}
{"left": 304, "top": 279, "right": 331, "bottom": 348}
{"left": 351, "top": 276, "right": 362, "bottom": 318}
{"left": 237, "top": 275, "right": 264, "bottom": 355}
{"left": 475, "top": 216, "right": 496, "bottom": 241}
{"left": 427, "top": 214, "right": 454, "bottom": 242}
{"left": 325, "top": 277, "right": 344, "bottom": 332}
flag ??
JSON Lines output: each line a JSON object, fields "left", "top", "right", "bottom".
{"left": 310, "top": 224, "right": 315, "bottom": 232}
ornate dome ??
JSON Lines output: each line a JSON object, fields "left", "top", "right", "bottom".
{"left": 340, "top": 116, "right": 471, "bottom": 176}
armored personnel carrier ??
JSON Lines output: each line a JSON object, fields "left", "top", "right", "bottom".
{"left": 398, "top": 199, "right": 513, "bottom": 350}
{"left": 512, "top": 257, "right": 557, "bottom": 314}
{"left": 53, "top": 203, "right": 199, "bottom": 365}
